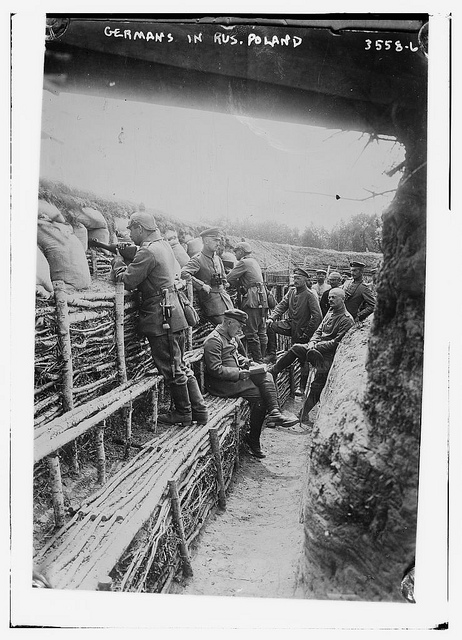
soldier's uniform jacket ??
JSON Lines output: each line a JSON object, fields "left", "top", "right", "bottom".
{"left": 226, "top": 256, "right": 268, "bottom": 309}
{"left": 121, "top": 238, "right": 187, "bottom": 337}
{"left": 203, "top": 326, "right": 252, "bottom": 397}
{"left": 344, "top": 278, "right": 375, "bottom": 320}
{"left": 311, "top": 308, "right": 355, "bottom": 360}
{"left": 314, "top": 282, "right": 330, "bottom": 299}
{"left": 181, "top": 251, "right": 233, "bottom": 318}
{"left": 271, "top": 286, "right": 322, "bottom": 343}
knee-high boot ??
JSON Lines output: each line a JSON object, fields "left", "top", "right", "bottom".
{"left": 187, "top": 376, "right": 209, "bottom": 425}
{"left": 158, "top": 383, "right": 192, "bottom": 426}
{"left": 271, "top": 349, "right": 298, "bottom": 378}
{"left": 245, "top": 400, "right": 266, "bottom": 458}
{"left": 256, "top": 373, "right": 299, "bottom": 428}
{"left": 299, "top": 390, "right": 319, "bottom": 424}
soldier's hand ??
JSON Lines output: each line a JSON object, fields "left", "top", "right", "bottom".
{"left": 114, "top": 266, "right": 127, "bottom": 282}
{"left": 238, "top": 370, "right": 250, "bottom": 380}
{"left": 266, "top": 317, "right": 273, "bottom": 326}
{"left": 202, "top": 284, "right": 212, "bottom": 294}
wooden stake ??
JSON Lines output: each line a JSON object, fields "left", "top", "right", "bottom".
{"left": 97, "top": 576, "right": 113, "bottom": 591}
{"left": 168, "top": 480, "right": 193, "bottom": 578}
{"left": 115, "top": 282, "right": 128, "bottom": 384}
{"left": 208, "top": 428, "right": 226, "bottom": 510}
{"left": 95, "top": 422, "right": 106, "bottom": 485}
{"left": 46, "top": 454, "right": 65, "bottom": 528}
{"left": 54, "top": 281, "right": 79, "bottom": 476}
{"left": 198, "top": 361, "right": 205, "bottom": 393}
{"left": 186, "top": 281, "right": 194, "bottom": 351}
{"left": 123, "top": 403, "right": 133, "bottom": 460}
{"left": 151, "top": 378, "right": 158, "bottom": 433}
{"left": 90, "top": 248, "right": 98, "bottom": 276}
{"left": 233, "top": 406, "right": 240, "bottom": 470}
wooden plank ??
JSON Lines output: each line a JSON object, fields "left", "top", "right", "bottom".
{"left": 34, "top": 376, "right": 159, "bottom": 462}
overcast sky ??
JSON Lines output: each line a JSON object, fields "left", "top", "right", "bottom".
{"left": 40, "top": 91, "right": 405, "bottom": 231}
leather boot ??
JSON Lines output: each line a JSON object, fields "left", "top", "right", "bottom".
{"left": 245, "top": 401, "right": 266, "bottom": 458}
{"left": 272, "top": 349, "right": 297, "bottom": 376}
{"left": 246, "top": 337, "right": 263, "bottom": 363}
{"left": 299, "top": 391, "right": 318, "bottom": 425}
{"left": 187, "top": 375, "right": 209, "bottom": 425}
{"left": 263, "top": 324, "right": 277, "bottom": 363}
{"left": 158, "top": 383, "right": 192, "bottom": 426}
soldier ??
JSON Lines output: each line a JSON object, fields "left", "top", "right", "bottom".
{"left": 344, "top": 260, "right": 376, "bottom": 322}
{"left": 203, "top": 309, "right": 299, "bottom": 459}
{"left": 164, "top": 228, "right": 190, "bottom": 267}
{"left": 265, "top": 267, "right": 322, "bottom": 395}
{"left": 181, "top": 227, "right": 233, "bottom": 326}
{"left": 226, "top": 241, "right": 269, "bottom": 363}
{"left": 112, "top": 211, "right": 208, "bottom": 427}
{"left": 319, "top": 271, "right": 342, "bottom": 316}
{"left": 269, "top": 288, "right": 354, "bottom": 425}
{"left": 313, "top": 269, "right": 330, "bottom": 300}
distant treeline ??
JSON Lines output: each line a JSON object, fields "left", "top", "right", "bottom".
{"left": 213, "top": 213, "right": 383, "bottom": 254}
{"left": 39, "top": 179, "right": 382, "bottom": 255}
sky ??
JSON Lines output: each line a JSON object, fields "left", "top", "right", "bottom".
{"left": 40, "top": 91, "right": 405, "bottom": 232}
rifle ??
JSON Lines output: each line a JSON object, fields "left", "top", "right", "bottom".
{"left": 88, "top": 238, "right": 138, "bottom": 263}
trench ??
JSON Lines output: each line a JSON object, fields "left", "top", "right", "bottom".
{"left": 170, "top": 397, "right": 310, "bottom": 599}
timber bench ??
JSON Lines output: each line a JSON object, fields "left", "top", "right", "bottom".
{"left": 34, "top": 395, "right": 249, "bottom": 592}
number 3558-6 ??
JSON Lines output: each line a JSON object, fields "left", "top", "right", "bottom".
{"left": 365, "top": 39, "right": 419, "bottom": 52}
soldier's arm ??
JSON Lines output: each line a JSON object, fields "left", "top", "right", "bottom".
{"left": 226, "top": 260, "right": 246, "bottom": 287}
{"left": 357, "top": 285, "right": 376, "bottom": 321}
{"left": 119, "top": 247, "right": 155, "bottom": 291}
{"left": 181, "top": 255, "right": 206, "bottom": 291}
{"left": 204, "top": 336, "right": 240, "bottom": 381}
{"left": 271, "top": 292, "right": 289, "bottom": 320}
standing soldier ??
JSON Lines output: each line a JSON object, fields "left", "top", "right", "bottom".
{"left": 226, "top": 241, "right": 269, "bottom": 363}
{"left": 181, "top": 227, "right": 233, "bottom": 326}
{"left": 265, "top": 267, "right": 322, "bottom": 396}
{"left": 112, "top": 211, "right": 208, "bottom": 427}
{"left": 344, "top": 260, "right": 376, "bottom": 322}
{"left": 319, "top": 271, "right": 342, "bottom": 316}
{"left": 313, "top": 269, "right": 330, "bottom": 300}
{"left": 265, "top": 267, "right": 322, "bottom": 362}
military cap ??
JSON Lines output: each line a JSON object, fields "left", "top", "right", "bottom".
{"left": 316, "top": 269, "right": 327, "bottom": 275}
{"left": 224, "top": 309, "right": 248, "bottom": 324}
{"left": 199, "top": 227, "right": 221, "bottom": 238}
{"left": 328, "top": 271, "right": 342, "bottom": 279}
{"left": 234, "top": 241, "right": 252, "bottom": 254}
{"left": 350, "top": 261, "right": 365, "bottom": 268}
{"left": 293, "top": 267, "right": 310, "bottom": 279}
{"left": 128, "top": 211, "right": 158, "bottom": 231}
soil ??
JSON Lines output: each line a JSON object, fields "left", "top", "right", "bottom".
{"left": 170, "top": 396, "right": 312, "bottom": 600}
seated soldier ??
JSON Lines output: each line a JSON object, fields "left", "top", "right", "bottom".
{"left": 203, "top": 309, "right": 298, "bottom": 458}
{"left": 269, "top": 288, "right": 354, "bottom": 425}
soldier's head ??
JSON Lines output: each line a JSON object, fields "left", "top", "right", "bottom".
{"left": 328, "top": 287, "right": 346, "bottom": 312}
{"left": 316, "top": 269, "right": 327, "bottom": 284}
{"left": 127, "top": 212, "right": 159, "bottom": 245}
{"left": 165, "top": 229, "right": 178, "bottom": 245}
{"left": 328, "top": 271, "right": 342, "bottom": 288}
{"left": 200, "top": 228, "right": 222, "bottom": 254}
{"left": 293, "top": 268, "right": 310, "bottom": 289}
{"left": 233, "top": 241, "right": 252, "bottom": 261}
{"left": 350, "top": 261, "right": 365, "bottom": 281}
{"left": 223, "top": 309, "right": 248, "bottom": 338}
